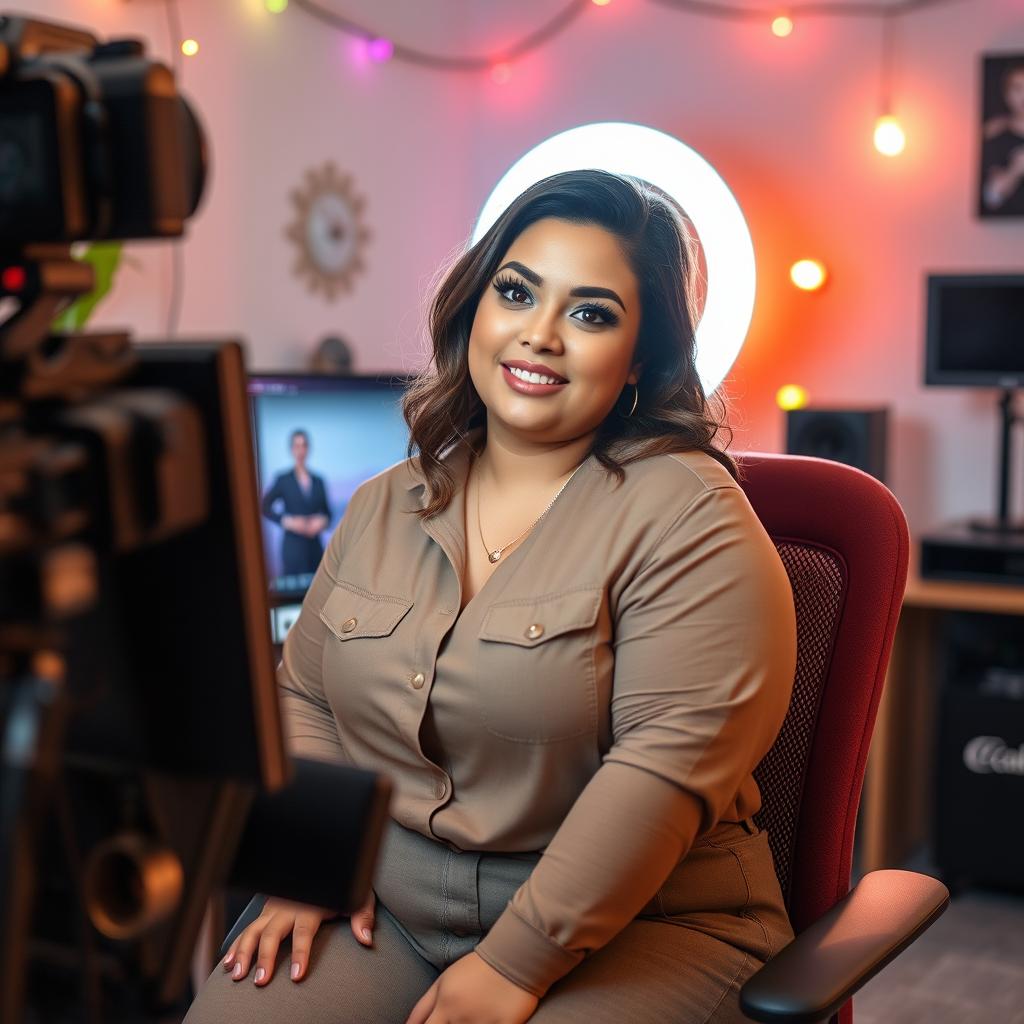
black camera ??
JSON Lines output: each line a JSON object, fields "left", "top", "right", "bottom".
{"left": 0, "top": 13, "right": 206, "bottom": 249}
{"left": 0, "top": 14, "right": 389, "bottom": 1023}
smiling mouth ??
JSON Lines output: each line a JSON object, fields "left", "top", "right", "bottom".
{"left": 502, "top": 364, "right": 568, "bottom": 385}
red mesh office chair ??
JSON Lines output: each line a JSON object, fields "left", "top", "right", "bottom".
{"left": 734, "top": 452, "right": 949, "bottom": 1023}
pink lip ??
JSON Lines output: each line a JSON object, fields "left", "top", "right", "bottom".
{"left": 501, "top": 364, "right": 569, "bottom": 396}
{"left": 502, "top": 359, "right": 568, "bottom": 383}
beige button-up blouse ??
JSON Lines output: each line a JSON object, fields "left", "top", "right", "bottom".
{"left": 279, "top": 436, "right": 797, "bottom": 997}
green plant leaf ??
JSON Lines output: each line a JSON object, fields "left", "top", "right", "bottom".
{"left": 51, "top": 242, "right": 124, "bottom": 332}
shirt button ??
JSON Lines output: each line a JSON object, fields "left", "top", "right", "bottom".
{"left": 410, "top": 671, "right": 426, "bottom": 689}
{"left": 340, "top": 617, "right": 357, "bottom": 633}
{"left": 525, "top": 622, "right": 544, "bottom": 640}
{"left": 435, "top": 778, "right": 447, "bottom": 798}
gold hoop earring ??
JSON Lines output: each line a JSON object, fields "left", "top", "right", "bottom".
{"left": 624, "top": 383, "right": 638, "bottom": 418}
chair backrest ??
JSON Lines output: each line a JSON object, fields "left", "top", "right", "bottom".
{"left": 735, "top": 453, "right": 909, "bottom": 939}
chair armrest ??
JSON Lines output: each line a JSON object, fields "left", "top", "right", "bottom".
{"left": 219, "top": 895, "right": 267, "bottom": 961}
{"left": 739, "top": 870, "right": 949, "bottom": 1023}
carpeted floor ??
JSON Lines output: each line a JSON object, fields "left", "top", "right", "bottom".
{"left": 851, "top": 856, "right": 1024, "bottom": 1023}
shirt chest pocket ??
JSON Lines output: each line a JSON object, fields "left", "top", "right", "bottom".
{"left": 476, "top": 586, "right": 603, "bottom": 744}
{"left": 320, "top": 581, "right": 413, "bottom": 642}
{"left": 319, "top": 581, "right": 414, "bottom": 727}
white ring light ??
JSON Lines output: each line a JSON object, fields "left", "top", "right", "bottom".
{"left": 472, "top": 121, "right": 755, "bottom": 395}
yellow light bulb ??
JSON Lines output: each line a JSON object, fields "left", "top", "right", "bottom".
{"left": 181, "top": 38, "right": 199, "bottom": 57}
{"left": 873, "top": 115, "right": 906, "bottom": 157}
{"left": 265, "top": 0, "right": 289, "bottom": 11}
{"left": 790, "top": 259, "right": 827, "bottom": 291}
{"left": 771, "top": 16, "right": 794, "bottom": 37}
{"left": 776, "top": 385, "right": 809, "bottom": 411}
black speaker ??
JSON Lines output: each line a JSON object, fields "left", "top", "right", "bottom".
{"left": 933, "top": 611, "right": 1024, "bottom": 893}
{"left": 785, "top": 407, "right": 889, "bottom": 482}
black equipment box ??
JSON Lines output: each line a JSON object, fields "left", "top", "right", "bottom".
{"left": 934, "top": 611, "right": 1024, "bottom": 892}
{"left": 920, "top": 522, "right": 1024, "bottom": 587}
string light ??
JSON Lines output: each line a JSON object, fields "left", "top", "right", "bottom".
{"left": 776, "top": 384, "right": 809, "bottom": 411}
{"left": 180, "top": 38, "right": 199, "bottom": 57}
{"left": 367, "top": 37, "right": 394, "bottom": 62}
{"left": 873, "top": 115, "right": 906, "bottom": 156}
{"left": 790, "top": 259, "right": 827, "bottom": 290}
{"left": 283, "top": 0, "right": 960, "bottom": 75}
{"left": 270, "top": 0, "right": 956, "bottom": 156}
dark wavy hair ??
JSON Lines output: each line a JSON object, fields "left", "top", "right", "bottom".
{"left": 403, "top": 168, "right": 738, "bottom": 519}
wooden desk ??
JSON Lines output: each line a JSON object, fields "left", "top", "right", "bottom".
{"left": 858, "top": 548, "right": 1024, "bottom": 872}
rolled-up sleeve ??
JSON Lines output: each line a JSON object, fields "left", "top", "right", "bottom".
{"left": 277, "top": 487, "right": 364, "bottom": 767}
{"left": 473, "top": 484, "right": 797, "bottom": 998}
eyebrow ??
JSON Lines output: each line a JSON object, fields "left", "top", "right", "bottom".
{"left": 495, "top": 260, "right": 628, "bottom": 313}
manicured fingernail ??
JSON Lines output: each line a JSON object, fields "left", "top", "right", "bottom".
{"left": 232, "top": 963, "right": 243, "bottom": 979}
{"left": 361, "top": 928, "right": 371, "bottom": 941}
{"left": 254, "top": 967, "right": 266, "bottom": 984}
{"left": 291, "top": 962, "right": 301, "bottom": 980}
{"left": 223, "top": 953, "right": 233, "bottom": 968}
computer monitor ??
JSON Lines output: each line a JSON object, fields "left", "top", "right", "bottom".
{"left": 925, "top": 274, "right": 1024, "bottom": 388}
{"left": 248, "top": 374, "right": 412, "bottom": 636}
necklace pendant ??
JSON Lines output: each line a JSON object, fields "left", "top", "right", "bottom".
{"left": 488, "top": 549, "right": 502, "bottom": 563}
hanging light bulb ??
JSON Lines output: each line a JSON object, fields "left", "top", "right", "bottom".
{"left": 491, "top": 62, "right": 512, "bottom": 84}
{"left": 771, "top": 15, "right": 794, "bottom": 37}
{"left": 790, "top": 259, "right": 828, "bottom": 291}
{"left": 265, "top": 0, "right": 288, "bottom": 12}
{"left": 180, "top": 38, "right": 199, "bottom": 57}
{"left": 873, "top": 115, "right": 906, "bottom": 156}
{"left": 592, "top": 0, "right": 613, "bottom": 5}
{"left": 776, "top": 384, "right": 809, "bottom": 411}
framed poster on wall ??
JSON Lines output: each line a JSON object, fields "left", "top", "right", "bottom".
{"left": 979, "top": 54, "right": 1024, "bottom": 217}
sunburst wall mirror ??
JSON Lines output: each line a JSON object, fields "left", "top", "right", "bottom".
{"left": 285, "top": 161, "right": 371, "bottom": 301}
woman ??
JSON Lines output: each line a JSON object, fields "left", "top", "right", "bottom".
{"left": 261, "top": 429, "right": 331, "bottom": 582}
{"left": 187, "top": 169, "right": 797, "bottom": 1023}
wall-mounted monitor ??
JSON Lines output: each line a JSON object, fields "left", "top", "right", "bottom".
{"left": 925, "top": 274, "right": 1024, "bottom": 388}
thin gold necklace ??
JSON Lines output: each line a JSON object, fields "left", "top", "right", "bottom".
{"left": 475, "top": 456, "right": 587, "bottom": 563}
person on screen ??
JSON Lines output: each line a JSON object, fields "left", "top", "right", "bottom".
{"left": 260, "top": 429, "right": 330, "bottom": 579}
{"left": 982, "top": 62, "right": 1024, "bottom": 214}
{"left": 189, "top": 170, "right": 797, "bottom": 1024}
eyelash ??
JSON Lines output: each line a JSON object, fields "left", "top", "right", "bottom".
{"left": 492, "top": 273, "right": 620, "bottom": 327}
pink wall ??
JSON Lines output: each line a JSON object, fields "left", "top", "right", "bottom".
{"left": 23, "top": 0, "right": 1024, "bottom": 533}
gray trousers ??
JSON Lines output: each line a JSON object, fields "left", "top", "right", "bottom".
{"left": 185, "top": 817, "right": 792, "bottom": 1023}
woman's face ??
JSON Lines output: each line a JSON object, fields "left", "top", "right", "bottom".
{"left": 467, "top": 217, "right": 642, "bottom": 447}
{"left": 1006, "top": 70, "right": 1024, "bottom": 116}
{"left": 291, "top": 433, "right": 309, "bottom": 467}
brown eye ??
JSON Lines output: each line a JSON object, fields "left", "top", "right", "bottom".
{"left": 572, "top": 303, "right": 619, "bottom": 328}
{"left": 493, "top": 275, "right": 532, "bottom": 306}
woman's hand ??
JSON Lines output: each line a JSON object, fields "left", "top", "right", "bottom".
{"left": 281, "top": 514, "right": 303, "bottom": 533}
{"left": 405, "top": 950, "right": 539, "bottom": 1024}
{"left": 221, "top": 892, "right": 376, "bottom": 985}
{"left": 306, "top": 513, "right": 329, "bottom": 535}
